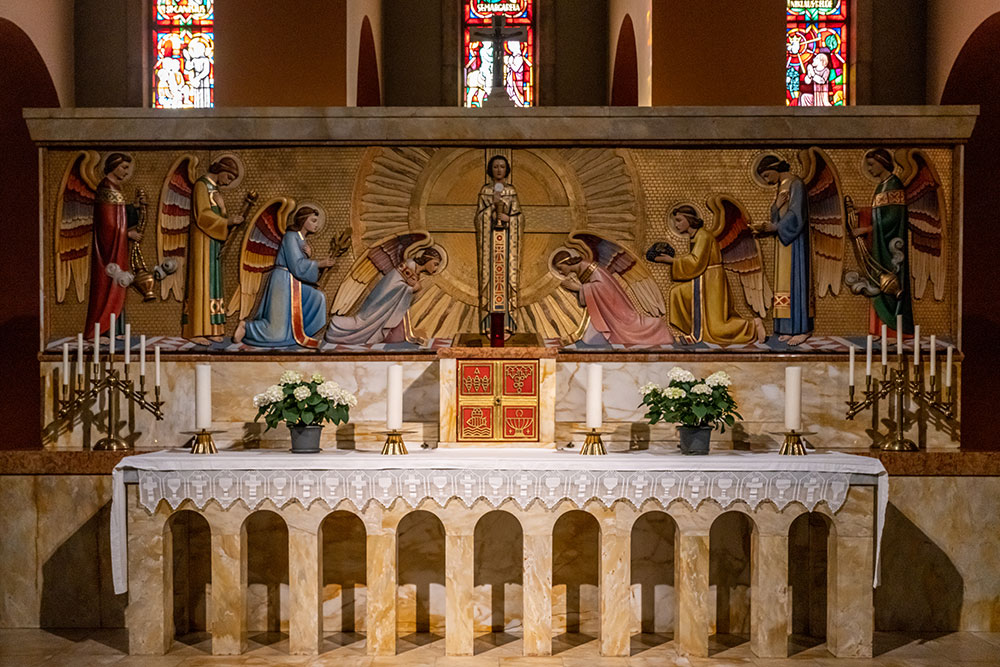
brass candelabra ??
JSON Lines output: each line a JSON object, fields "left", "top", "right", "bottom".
{"left": 57, "top": 362, "right": 165, "bottom": 451}
{"left": 845, "top": 355, "right": 955, "bottom": 452}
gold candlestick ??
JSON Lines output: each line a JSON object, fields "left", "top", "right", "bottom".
{"left": 580, "top": 428, "right": 606, "bottom": 456}
{"left": 191, "top": 429, "right": 217, "bottom": 455}
{"left": 381, "top": 430, "right": 408, "bottom": 455}
{"left": 774, "top": 429, "right": 815, "bottom": 456}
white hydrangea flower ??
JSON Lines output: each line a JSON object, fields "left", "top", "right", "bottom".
{"left": 664, "top": 387, "right": 687, "bottom": 399}
{"left": 279, "top": 370, "right": 303, "bottom": 385}
{"left": 640, "top": 382, "right": 661, "bottom": 395}
{"left": 263, "top": 384, "right": 284, "bottom": 403}
{"left": 667, "top": 367, "right": 696, "bottom": 383}
{"left": 691, "top": 383, "right": 712, "bottom": 395}
{"left": 335, "top": 388, "right": 358, "bottom": 407}
{"left": 293, "top": 385, "right": 311, "bottom": 402}
{"left": 705, "top": 371, "right": 731, "bottom": 388}
{"left": 317, "top": 380, "right": 339, "bottom": 400}
{"left": 311, "top": 373, "right": 325, "bottom": 383}
{"left": 252, "top": 393, "right": 267, "bottom": 408}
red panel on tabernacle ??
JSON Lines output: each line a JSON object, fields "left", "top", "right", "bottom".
{"left": 460, "top": 363, "right": 493, "bottom": 395}
{"left": 502, "top": 362, "right": 536, "bottom": 396}
{"left": 460, "top": 406, "right": 494, "bottom": 440}
{"left": 502, "top": 406, "right": 536, "bottom": 439}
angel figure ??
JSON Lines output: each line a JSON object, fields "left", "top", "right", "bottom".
{"left": 156, "top": 155, "right": 247, "bottom": 344}
{"left": 55, "top": 151, "right": 146, "bottom": 336}
{"left": 650, "top": 201, "right": 767, "bottom": 346}
{"left": 847, "top": 148, "right": 946, "bottom": 335}
{"left": 552, "top": 233, "right": 673, "bottom": 348}
{"left": 324, "top": 234, "right": 443, "bottom": 346}
{"left": 230, "top": 202, "right": 336, "bottom": 348}
{"left": 752, "top": 150, "right": 845, "bottom": 345}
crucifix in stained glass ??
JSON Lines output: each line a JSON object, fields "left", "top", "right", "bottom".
{"left": 463, "top": 0, "right": 535, "bottom": 108}
{"left": 469, "top": 15, "right": 527, "bottom": 107}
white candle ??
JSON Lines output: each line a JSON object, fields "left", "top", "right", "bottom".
{"left": 586, "top": 364, "right": 603, "bottom": 429}
{"left": 109, "top": 313, "right": 116, "bottom": 359}
{"left": 913, "top": 325, "right": 920, "bottom": 366}
{"left": 896, "top": 315, "right": 903, "bottom": 357}
{"left": 784, "top": 366, "right": 802, "bottom": 432}
{"left": 945, "top": 345, "right": 954, "bottom": 387}
{"left": 124, "top": 323, "right": 131, "bottom": 366}
{"left": 154, "top": 346, "right": 161, "bottom": 387}
{"left": 195, "top": 363, "right": 212, "bottom": 430}
{"left": 848, "top": 346, "right": 855, "bottom": 387}
{"left": 386, "top": 364, "right": 403, "bottom": 430}
{"left": 865, "top": 335, "right": 873, "bottom": 377}
{"left": 76, "top": 333, "right": 84, "bottom": 376}
{"left": 94, "top": 322, "right": 100, "bottom": 366}
{"left": 62, "top": 344, "right": 70, "bottom": 385}
{"left": 881, "top": 324, "right": 888, "bottom": 367}
{"left": 929, "top": 335, "right": 937, "bottom": 376}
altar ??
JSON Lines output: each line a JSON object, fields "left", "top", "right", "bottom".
{"left": 112, "top": 448, "right": 886, "bottom": 659}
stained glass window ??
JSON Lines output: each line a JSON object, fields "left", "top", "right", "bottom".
{"left": 786, "top": 0, "right": 848, "bottom": 106}
{"left": 152, "top": 0, "right": 214, "bottom": 108}
{"left": 463, "top": 0, "right": 535, "bottom": 107}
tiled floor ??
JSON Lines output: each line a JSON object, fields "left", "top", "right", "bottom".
{"left": 0, "top": 630, "right": 997, "bottom": 666}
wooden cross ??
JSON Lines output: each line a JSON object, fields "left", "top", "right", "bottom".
{"left": 469, "top": 14, "right": 527, "bottom": 103}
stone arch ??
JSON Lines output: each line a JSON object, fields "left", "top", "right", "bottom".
{"left": 788, "top": 511, "right": 833, "bottom": 652}
{"left": 243, "top": 509, "right": 289, "bottom": 639}
{"left": 474, "top": 509, "right": 524, "bottom": 646}
{"left": 631, "top": 510, "right": 677, "bottom": 643}
{"left": 552, "top": 509, "right": 600, "bottom": 645}
{"left": 610, "top": 14, "right": 638, "bottom": 106}
{"left": 165, "top": 509, "right": 212, "bottom": 639}
{"left": 397, "top": 509, "right": 446, "bottom": 641}
{"left": 321, "top": 510, "right": 367, "bottom": 639}
{"left": 709, "top": 510, "right": 756, "bottom": 645}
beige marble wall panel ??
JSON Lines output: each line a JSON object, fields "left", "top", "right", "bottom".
{"left": 0, "top": 477, "right": 39, "bottom": 627}
{"left": 439, "top": 358, "right": 457, "bottom": 443}
{"left": 202, "top": 503, "right": 250, "bottom": 655}
{"left": 538, "top": 358, "right": 556, "bottom": 445}
{"left": 125, "top": 488, "right": 172, "bottom": 654}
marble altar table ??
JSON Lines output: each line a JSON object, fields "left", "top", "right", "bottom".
{"left": 111, "top": 449, "right": 886, "bottom": 658}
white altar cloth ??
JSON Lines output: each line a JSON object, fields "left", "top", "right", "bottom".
{"left": 111, "top": 448, "right": 887, "bottom": 594}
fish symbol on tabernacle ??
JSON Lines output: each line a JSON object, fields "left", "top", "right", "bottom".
{"left": 465, "top": 407, "right": 491, "bottom": 438}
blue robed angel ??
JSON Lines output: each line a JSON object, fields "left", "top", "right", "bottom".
{"left": 324, "top": 233, "right": 443, "bottom": 346}
{"left": 233, "top": 203, "right": 335, "bottom": 349}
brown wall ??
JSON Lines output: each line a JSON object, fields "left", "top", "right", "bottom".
{"left": 652, "top": 0, "right": 786, "bottom": 106}
{"left": 382, "top": 0, "right": 447, "bottom": 106}
{"left": 214, "top": 0, "right": 346, "bottom": 107}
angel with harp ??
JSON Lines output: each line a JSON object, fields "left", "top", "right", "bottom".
{"left": 846, "top": 148, "right": 947, "bottom": 336}
{"left": 552, "top": 233, "right": 673, "bottom": 348}
{"left": 231, "top": 202, "right": 336, "bottom": 348}
{"left": 650, "top": 201, "right": 767, "bottom": 346}
{"left": 324, "top": 233, "right": 443, "bottom": 346}
{"left": 55, "top": 151, "right": 147, "bottom": 336}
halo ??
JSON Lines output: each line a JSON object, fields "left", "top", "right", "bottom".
{"left": 547, "top": 246, "right": 585, "bottom": 280}
{"left": 429, "top": 243, "right": 449, "bottom": 274}
{"left": 99, "top": 152, "right": 136, "bottom": 183}
{"left": 749, "top": 151, "right": 786, "bottom": 188}
{"left": 858, "top": 149, "right": 896, "bottom": 183}
{"left": 292, "top": 201, "right": 326, "bottom": 233}
{"left": 665, "top": 201, "right": 707, "bottom": 237}
{"left": 208, "top": 152, "right": 245, "bottom": 189}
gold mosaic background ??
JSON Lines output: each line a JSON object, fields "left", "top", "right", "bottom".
{"left": 42, "top": 145, "right": 958, "bottom": 345}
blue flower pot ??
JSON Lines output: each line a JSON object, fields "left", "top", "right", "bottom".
{"left": 677, "top": 425, "right": 712, "bottom": 455}
{"left": 288, "top": 424, "right": 323, "bottom": 453}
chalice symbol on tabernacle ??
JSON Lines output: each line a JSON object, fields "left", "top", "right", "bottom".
{"left": 505, "top": 409, "right": 532, "bottom": 438}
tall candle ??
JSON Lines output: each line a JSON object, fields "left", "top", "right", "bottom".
{"left": 94, "top": 322, "right": 100, "bottom": 366}
{"left": 586, "top": 364, "right": 603, "bottom": 429}
{"left": 896, "top": 315, "right": 903, "bottom": 357}
{"left": 195, "top": 363, "right": 212, "bottom": 430}
{"left": 881, "top": 324, "right": 888, "bottom": 367}
{"left": 866, "top": 335, "right": 873, "bottom": 377}
{"left": 848, "top": 346, "right": 855, "bottom": 387}
{"left": 139, "top": 335, "right": 147, "bottom": 377}
{"left": 109, "top": 313, "right": 116, "bottom": 359}
{"left": 76, "top": 333, "right": 84, "bottom": 376}
{"left": 62, "top": 344, "right": 70, "bottom": 385}
{"left": 945, "top": 346, "right": 954, "bottom": 387}
{"left": 913, "top": 325, "right": 921, "bottom": 366}
{"left": 784, "top": 366, "right": 802, "bottom": 432}
{"left": 154, "top": 346, "right": 161, "bottom": 387}
{"left": 386, "top": 364, "right": 403, "bottom": 430}
{"left": 929, "top": 335, "right": 937, "bottom": 376}
{"left": 124, "top": 323, "right": 131, "bottom": 365}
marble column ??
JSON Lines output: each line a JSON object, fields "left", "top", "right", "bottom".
{"left": 125, "top": 486, "right": 173, "bottom": 655}
{"left": 596, "top": 504, "right": 633, "bottom": 657}
{"left": 285, "top": 504, "right": 325, "bottom": 655}
{"left": 204, "top": 504, "right": 250, "bottom": 656}
{"left": 750, "top": 523, "right": 792, "bottom": 658}
{"left": 366, "top": 531, "right": 397, "bottom": 656}
{"left": 521, "top": 508, "right": 555, "bottom": 656}
{"left": 827, "top": 486, "right": 875, "bottom": 658}
{"left": 673, "top": 516, "right": 711, "bottom": 658}
{"left": 445, "top": 530, "right": 475, "bottom": 655}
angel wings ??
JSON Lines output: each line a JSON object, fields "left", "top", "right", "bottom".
{"left": 55, "top": 151, "right": 101, "bottom": 303}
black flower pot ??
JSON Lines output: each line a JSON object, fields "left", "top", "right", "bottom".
{"left": 288, "top": 424, "right": 323, "bottom": 453}
{"left": 677, "top": 425, "right": 712, "bottom": 455}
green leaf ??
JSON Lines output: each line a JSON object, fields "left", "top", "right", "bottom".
{"left": 307, "top": 394, "right": 321, "bottom": 406}
{"left": 692, "top": 405, "right": 708, "bottom": 421}
{"left": 302, "top": 410, "right": 314, "bottom": 425}
{"left": 282, "top": 408, "right": 298, "bottom": 423}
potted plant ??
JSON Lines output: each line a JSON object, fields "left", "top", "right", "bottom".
{"left": 640, "top": 367, "right": 741, "bottom": 455}
{"left": 253, "top": 371, "right": 357, "bottom": 453}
